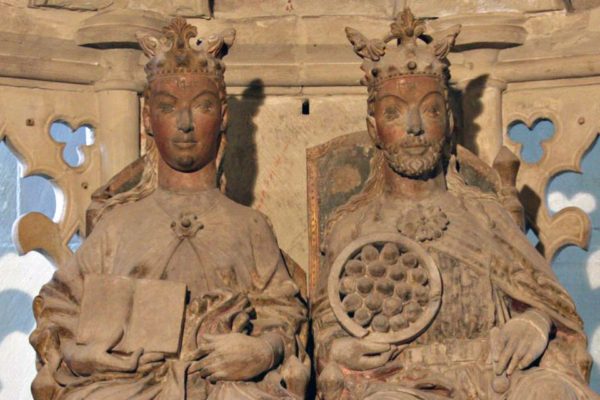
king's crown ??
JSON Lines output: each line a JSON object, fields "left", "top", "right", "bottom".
{"left": 346, "top": 8, "right": 460, "bottom": 88}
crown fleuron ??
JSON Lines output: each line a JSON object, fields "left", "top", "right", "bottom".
{"left": 346, "top": 8, "right": 460, "bottom": 88}
{"left": 137, "top": 17, "right": 235, "bottom": 83}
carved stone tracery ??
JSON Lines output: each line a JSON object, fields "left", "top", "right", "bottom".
{"left": 502, "top": 83, "right": 600, "bottom": 259}
{"left": 0, "top": 87, "right": 101, "bottom": 265}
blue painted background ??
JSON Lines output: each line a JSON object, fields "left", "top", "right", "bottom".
{"left": 510, "top": 121, "right": 600, "bottom": 392}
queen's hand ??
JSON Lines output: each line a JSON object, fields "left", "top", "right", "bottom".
{"left": 61, "top": 329, "right": 144, "bottom": 376}
{"left": 189, "top": 332, "right": 283, "bottom": 381}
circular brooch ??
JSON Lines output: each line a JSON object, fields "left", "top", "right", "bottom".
{"left": 396, "top": 203, "right": 449, "bottom": 242}
{"left": 328, "top": 232, "right": 442, "bottom": 344}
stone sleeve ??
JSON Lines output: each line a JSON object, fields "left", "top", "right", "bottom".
{"left": 29, "top": 214, "right": 114, "bottom": 398}
{"left": 246, "top": 211, "right": 307, "bottom": 367}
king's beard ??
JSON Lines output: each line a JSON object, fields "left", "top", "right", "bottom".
{"left": 381, "top": 135, "right": 445, "bottom": 178}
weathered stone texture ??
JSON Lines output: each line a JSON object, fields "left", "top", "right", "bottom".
{"left": 225, "top": 94, "right": 367, "bottom": 268}
{"left": 214, "top": 0, "right": 396, "bottom": 18}
{"left": 407, "top": 0, "right": 564, "bottom": 16}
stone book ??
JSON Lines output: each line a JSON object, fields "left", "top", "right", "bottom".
{"left": 76, "top": 274, "right": 187, "bottom": 355}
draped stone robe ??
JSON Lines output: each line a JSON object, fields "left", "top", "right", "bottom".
{"left": 30, "top": 187, "right": 307, "bottom": 400}
{"left": 312, "top": 167, "right": 598, "bottom": 400}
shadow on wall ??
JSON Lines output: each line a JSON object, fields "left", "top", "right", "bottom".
{"left": 458, "top": 74, "right": 489, "bottom": 156}
{"left": 520, "top": 185, "right": 545, "bottom": 254}
{"left": 222, "top": 78, "right": 266, "bottom": 206}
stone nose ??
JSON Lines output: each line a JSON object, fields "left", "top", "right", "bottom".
{"left": 177, "top": 107, "right": 194, "bottom": 133}
{"left": 405, "top": 108, "right": 423, "bottom": 136}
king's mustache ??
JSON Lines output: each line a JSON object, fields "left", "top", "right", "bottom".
{"left": 384, "top": 136, "right": 433, "bottom": 152}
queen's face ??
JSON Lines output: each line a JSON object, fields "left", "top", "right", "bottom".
{"left": 373, "top": 75, "right": 449, "bottom": 177}
{"left": 144, "top": 74, "right": 223, "bottom": 172}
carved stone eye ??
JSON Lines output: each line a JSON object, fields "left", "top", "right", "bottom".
{"left": 158, "top": 103, "right": 175, "bottom": 113}
{"left": 424, "top": 105, "right": 440, "bottom": 118}
{"left": 200, "top": 100, "right": 214, "bottom": 112}
{"left": 384, "top": 107, "right": 400, "bottom": 121}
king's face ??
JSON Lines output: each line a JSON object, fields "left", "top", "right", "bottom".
{"left": 144, "top": 74, "right": 223, "bottom": 172}
{"left": 374, "top": 76, "right": 449, "bottom": 177}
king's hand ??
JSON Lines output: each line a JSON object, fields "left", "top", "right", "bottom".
{"left": 490, "top": 309, "right": 552, "bottom": 376}
{"left": 330, "top": 337, "right": 393, "bottom": 371}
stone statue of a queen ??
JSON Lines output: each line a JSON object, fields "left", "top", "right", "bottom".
{"left": 29, "top": 17, "right": 308, "bottom": 400}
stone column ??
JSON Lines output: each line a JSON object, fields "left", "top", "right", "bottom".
{"left": 430, "top": 14, "right": 526, "bottom": 165}
{"left": 77, "top": 10, "right": 167, "bottom": 183}
{"left": 96, "top": 90, "right": 140, "bottom": 182}
{"left": 94, "top": 50, "right": 144, "bottom": 182}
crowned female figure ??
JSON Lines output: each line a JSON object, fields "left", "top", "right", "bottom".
{"left": 29, "top": 17, "right": 308, "bottom": 400}
{"left": 312, "top": 9, "right": 599, "bottom": 400}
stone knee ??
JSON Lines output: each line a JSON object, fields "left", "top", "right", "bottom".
{"left": 509, "top": 373, "right": 578, "bottom": 400}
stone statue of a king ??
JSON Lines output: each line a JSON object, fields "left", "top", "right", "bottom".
{"left": 29, "top": 17, "right": 308, "bottom": 400}
{"left": 312, "top": 9, "right": 599, "bottom": 400}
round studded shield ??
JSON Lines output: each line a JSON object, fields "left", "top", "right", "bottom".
{"left": 328, "top": 232, "right": 442, "bottom": 344}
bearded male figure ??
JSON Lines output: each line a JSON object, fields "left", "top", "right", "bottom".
{"left": 312, "top": 9, "right": 599, "bottom": 400}
{"left": 28, "top": 18, "right": 308, "bottom": 400}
